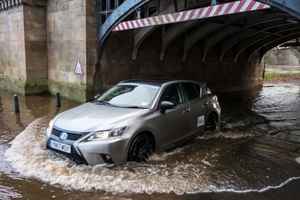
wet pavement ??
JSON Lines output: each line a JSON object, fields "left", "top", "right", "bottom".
{"left": 0, "top": 81, "right": 300, "bottom": 200}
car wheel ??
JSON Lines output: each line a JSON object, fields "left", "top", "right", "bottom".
{"left": 128, "top": 133, "right": 154, "bottom": 162}
{"left": 205, "top": 113, "right": 218, "bottom": 131}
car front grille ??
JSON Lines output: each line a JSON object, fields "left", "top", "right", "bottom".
{"left": 52, "top": 128, "right": 88, "bottom": 141}
{"left": 46, "top": 140, "right": 88, "bottom": 165}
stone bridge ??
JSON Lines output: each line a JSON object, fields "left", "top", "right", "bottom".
{"left": 0, "top": 0, "right": 299, "bottom": 101}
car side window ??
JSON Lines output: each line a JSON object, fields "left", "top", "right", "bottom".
{"left": 160, "top": 84, "right": 181, "bottom": 105}
{"left": 182, "top": 83, "right": 201, "bottom": 102}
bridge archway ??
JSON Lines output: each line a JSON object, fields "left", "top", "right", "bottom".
{"left": 94, "top": 0, "right": 300, "bottom": 93}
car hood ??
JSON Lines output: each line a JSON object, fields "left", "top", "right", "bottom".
{"left": 54, "top": 102, "right": 149, "bottom": 133}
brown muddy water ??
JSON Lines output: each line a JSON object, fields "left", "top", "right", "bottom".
{"left": 0, "top": 82, "right": 300, "bottom": 200}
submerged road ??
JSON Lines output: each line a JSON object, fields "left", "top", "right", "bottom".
{"left": 0, "top": 81, "right": 299, "bottom": 200}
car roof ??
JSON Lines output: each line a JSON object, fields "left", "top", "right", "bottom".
{"left": 119, "top": 79, "right": 206, "bottom": 87}
{"left": 120, "top": 79, "right": 170, "bottom": 86}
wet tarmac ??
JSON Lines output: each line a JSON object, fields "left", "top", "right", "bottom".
{"left": 0, "top": 81, "right": 300, "bottom": 200}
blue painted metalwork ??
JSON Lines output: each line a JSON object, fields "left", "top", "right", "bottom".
{"left": 98, "top": 0, "right": 300, "bottom": 46}
{"left": 211, "top": 0, "right": 218, "bottom": 6}
{"left": 98, "top": 0, "right": 151, "bottom": 46}
{"left": 258, "top": 0, "right": 300, "bottom": 19}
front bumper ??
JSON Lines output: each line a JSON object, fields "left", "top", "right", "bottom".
{"left": 46, "top": 136, "right": 129, "bottom": 166}
{"left": 46, "top": 139, "right": 88, "bottom": 164}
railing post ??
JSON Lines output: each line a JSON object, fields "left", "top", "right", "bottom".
{"left": 56, "top": 93, "right": 61, "bottom": 108}
{"left": 13, "top": 95, "right": 20, "bottom": 113}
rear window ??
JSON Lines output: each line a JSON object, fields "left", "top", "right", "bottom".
{"left": 182, "top": 83, "right": 200, "bottom": 101}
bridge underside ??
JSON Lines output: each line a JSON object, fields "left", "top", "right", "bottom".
{"left": 96, "top": 0, "right": 300, "bottom": 93}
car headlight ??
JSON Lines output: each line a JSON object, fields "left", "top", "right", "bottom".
{"left": 85, "top": 127, "right": 127, "bottom": 141}
{"left": 46, "top": 120, "right": 54, "bottom": 137}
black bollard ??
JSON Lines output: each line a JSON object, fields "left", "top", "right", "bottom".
{"left": 13, "top": 95, "right": 20, "bottom": 113}
{"left": 56, "top": 93, "right": 61, "bottom": 108}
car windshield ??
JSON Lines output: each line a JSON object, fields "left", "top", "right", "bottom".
{"left": 96, "top": 84, "right": 160, "bottom": 109}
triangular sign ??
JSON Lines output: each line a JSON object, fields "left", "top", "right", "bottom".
{"left": 75, "top": 60, "right": 83, "bottom": 75}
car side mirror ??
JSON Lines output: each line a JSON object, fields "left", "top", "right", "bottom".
{"left": 160, "top": 101, "right": 176, "bottom": 113}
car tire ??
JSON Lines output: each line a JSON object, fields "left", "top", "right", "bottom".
{"left": 128, "top": 133, "right": 155, "bottom": 162}
{"left": 205, "top": 113, "right": 218, "bottom": 131}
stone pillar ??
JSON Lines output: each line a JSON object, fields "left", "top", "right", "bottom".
{"left": 0, "top": 3, "right": 27, "bottom": 93}
{"left": 47, "top": 0, "right": 97, "bottom": 102}
{"left": 0, "top": 0, "right": 48, "bottom": 94}
{"left": 0, "top": 0, "right": 97, "bottom": 101}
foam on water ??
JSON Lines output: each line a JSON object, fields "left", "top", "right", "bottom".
{"left": 197, "top": 130, "right": 257, "bottom": 140}
{"left": 5, "top": 118, "right": 300, "bottom": 195}
{"left": 0, "top": 185, "right": 22, "bottom": 200}
{"left": 149, "top": 148, "right": 184, "bottom": 161}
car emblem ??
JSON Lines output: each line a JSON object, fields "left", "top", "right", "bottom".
{"left": 60, "top": 132, "right": 68, "bottom": 140}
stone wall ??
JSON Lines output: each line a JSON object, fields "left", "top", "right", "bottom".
{"left": 47, "top": 0, "right": 97, "bottom": 102}
{"left": 0, "top": 0, "right": 97, "bottom": 101}
{"left": 0, "top": 6, "right": 27, "bottom": 93}
{"left": 0, "top": 1, "right": 48, "bottom": 94}
{"left": 23, "top": 1, "right": 48, "bottom": 93}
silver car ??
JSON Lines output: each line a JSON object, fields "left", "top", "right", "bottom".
{"left": 46, "top": 80, "right": 221, "bottom": 166}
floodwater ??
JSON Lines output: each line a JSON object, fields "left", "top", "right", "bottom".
{"left": 0, "top": 81, "right": 300, "bottom": 200}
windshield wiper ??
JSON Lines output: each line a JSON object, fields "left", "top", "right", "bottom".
{"left": 95, "top": 101, "right": 147, "bottom": 109}
{"left": 120, "top": 106, "right": 148, "bottom": 109}
{"left": 95, "top": 100, "right": 112, "bottom": 106}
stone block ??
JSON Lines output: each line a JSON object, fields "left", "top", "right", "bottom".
{"left": 0, "top": 0, "right": 96, "bottom": 101}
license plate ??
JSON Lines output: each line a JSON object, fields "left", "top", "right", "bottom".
{"left": 50, "top": 140, "right": 71, "bottom": 154}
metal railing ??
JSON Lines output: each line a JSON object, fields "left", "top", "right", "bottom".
{"left": 0, "top": 0, "right": 22, "bottom": 11}
{"left": 258, "top": 0, "right": 300, "bottom": 19}
{"left": 98, "top": 0, "right": 158, "bottom": 46}
{"left": 96, "top": 0, "right": 125, "bottom": 25}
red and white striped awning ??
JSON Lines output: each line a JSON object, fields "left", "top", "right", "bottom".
{"left": 113, "top": 0, "right": 270, "bottom": 32}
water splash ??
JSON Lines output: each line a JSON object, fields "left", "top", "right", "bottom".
{"left": 0, "top": 185, "right": 22, "bottom": 200}
{"left": 3, "top": 118, "right": 216, "bottom": 194}
{"left": 4, "top": 118, "right": 300, "bottom": 195}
